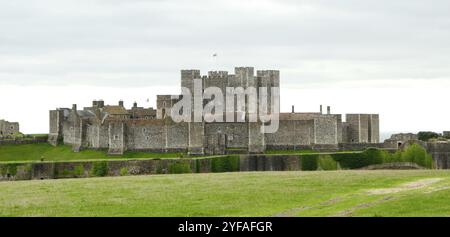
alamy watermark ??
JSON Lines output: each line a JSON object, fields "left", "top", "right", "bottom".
{"left": 170, "top": 79, "right": 280, "bottom": 133}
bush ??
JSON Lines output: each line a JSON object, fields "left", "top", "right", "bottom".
{"left": 391, "top": 150, "right": 403, "bottom": 163}
{"left": 318, "top": 155, "right": 338, "bottom": 170}
{"left": 73, "top": 165, "right": 84, "bottom": 177}
{"left": 90, "top": 161, "right": 108, "bottom": 177}
{"left": 402, "top": 144, "right": 433, "bottom": 168}
{"left": 120, "top": 167, "right": 128, "bottom": 176}
{"left": 0, "top": 164, "right": 19, "bottom": 176}
{"left": 301, "top": 154, "right": 318, "bottom": 171}
{"left": 211, "top": 156, "right": 240, "bottom": 173}
{"left": 363, "top": 148, "right": 384, "bottom": 165}
{"left": 168, "top": 161, "right": 192, "bottom": 174}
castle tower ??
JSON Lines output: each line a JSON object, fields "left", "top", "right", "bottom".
{"left": 345, "top": 114, "right": 380, "bottom": 143}
{"left": 48, "top": 109, "right": 66, "bottom": 146}
{"left": 234, "top": 67, "right": 264, "bottom": 153}
{"left": 108, "top": 122, "right": 126, "bottom": 155}
{"left": 181, "top": 69, "right": 201, "bottom": 97}
{"left": 257, "top": 70, "right": 280, "bottom": 115}
{"left": 181, "top": 69, "right": 205, "bottom": 155}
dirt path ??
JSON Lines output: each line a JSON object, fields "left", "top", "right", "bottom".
{"left": 331, "top": 196, "right": 396, "bottom": 217}
{"left": 366, "top": 178, "right": 444, "bottom": 195}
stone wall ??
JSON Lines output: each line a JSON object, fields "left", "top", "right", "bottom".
{"left": 0, "top": 136, "right": 48, "bottom": 145}
{"left": 239, "top": 155, "right": 300, "bottom": 171}
{"left": 126, "top": 120, "right": 166, "bottom": 150}
{"left": 265, "top": 120, "right": 314, "bottom": 147}
{"left": 0, "top": 159, "right": 196, "bottom": 181}
{"left": 2, "top": 150, "right": 447, "bottom": 182}
{"left": 166, "top": 121, "right": 189, "bottom": 149}
{"left": 427, "top": 142, "right": 450, "bottom": 169}
{"left": 205, "top": 122, "right": 248, "bottom": 148}
{"left": 314, "top": 116, "right": 338, "bottom": 144}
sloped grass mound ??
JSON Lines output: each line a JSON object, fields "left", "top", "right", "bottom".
{"left": 0, "top": 143, "right": 187, "bottom": 162}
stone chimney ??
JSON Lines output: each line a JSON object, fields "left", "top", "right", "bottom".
{"left": 92, "top": 100, "right": 98, "bottom": 107}
{"left": 119, "top": 100, "right": 124, "bottom": 107}
{"left": 292, "top": 105, "right": 295, "bottom": 113}
{"left": 320, "top": 105, "right": 323, "bottom": 114}
{"left": 72, "top": 104, "right": 77, "bottom": 111}
{"left": 327, "top": 106, "right": 331, "bottom": 115}
{"left": 133, "top": 102, "right": 137, "bottom": 108}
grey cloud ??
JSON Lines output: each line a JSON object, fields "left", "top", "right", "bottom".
{"left": 0, "top": 0, "right": 449, "bottom": 87}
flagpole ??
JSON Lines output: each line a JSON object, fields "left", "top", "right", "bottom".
{"left": 212, "top": 53, "right": 218, "bottom": 71}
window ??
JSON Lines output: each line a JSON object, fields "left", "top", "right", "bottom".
{"left": 143, "top": 128, "right": 147, "bottom": 132}
{"left": 114, "top": 135, "right": 119, "bottom": 140}
{"left": 146, "top": 136, "right": 150, "bottom": 140}
{"left": 10, "top": 126, "right": 14, "bottom": 129}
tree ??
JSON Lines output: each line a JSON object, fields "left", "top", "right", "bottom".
{"left": 417, "top": 131, "right": 439, "bottom": 141}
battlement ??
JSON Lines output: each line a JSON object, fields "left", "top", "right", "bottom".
{"left": 207, "top": 71, "right": 228, "bottom": 78}
{"left": 234, "top": 67, "right": 255, "bottom": 76}
{"left": 181, "top": 69, "right": 201, "bottom": 78}
{"left": 257, "top": 70, "right": 280, "bottom": 76}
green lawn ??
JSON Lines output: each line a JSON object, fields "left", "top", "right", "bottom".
{"left": 0, "top": 170, "right": 449, "bottom": 217}
{"left": 0, "top": 143, "right": 187, "bottom": 162}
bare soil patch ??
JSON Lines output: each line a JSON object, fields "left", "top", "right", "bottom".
{"left": 367, "top": 178, "right": 444, "bottom": 195}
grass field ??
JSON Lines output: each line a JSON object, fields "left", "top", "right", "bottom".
{"left": 0, "top": 143, "right": 188, "bottom": 162}
{"left": 0, "top": 170, "right": 449, "bottom": 217}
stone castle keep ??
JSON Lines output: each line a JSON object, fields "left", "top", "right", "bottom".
{"left": 48, "top": 67, "right": 380, "bottom": 155}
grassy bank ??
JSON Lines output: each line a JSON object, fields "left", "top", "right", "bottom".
{"left": 0, "top": 143, "right": 187, "bottom": 162}
{"left": 0, "top": 170, "right": 449, "bottom": 217}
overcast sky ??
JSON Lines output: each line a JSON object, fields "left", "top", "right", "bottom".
{"left": 1, "top": 0, "right": 449, "bottom": 138}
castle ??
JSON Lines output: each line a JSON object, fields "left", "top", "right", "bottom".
{"left": 0, "top": 119, "right": 20, "bottom": 138}
{"left": 48, "top": 67, "right": 379, "bottom": 155}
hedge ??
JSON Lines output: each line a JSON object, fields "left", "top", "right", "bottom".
{"left": 211, "top": 156, "right": 240, "bottom": 173}
{"left": 318, "top": 155, "right": 338, "bottom": 171}
{"left": 168, "top": 161, "right": 192, "bottom": 174}
{"left": 331, "top": 149, "right": 384, "bottom": 169}
{"left": 301, "top": 154, "right": 319, "bottom": 171}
